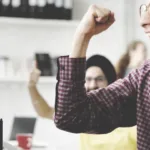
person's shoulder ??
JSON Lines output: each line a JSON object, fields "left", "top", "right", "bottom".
{"left": 135, "top": 59, "right": 150, "bottom": 80}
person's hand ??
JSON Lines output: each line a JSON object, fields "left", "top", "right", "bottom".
{"left": 29, "top": 68, "right": 41, "bottom": 86}
{"left": 76, "top": 4, "right": 115, "bottom": 38}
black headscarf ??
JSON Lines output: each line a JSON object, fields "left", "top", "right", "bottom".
{"left": 86, "top": 55, "right": 117, "bottom": 84}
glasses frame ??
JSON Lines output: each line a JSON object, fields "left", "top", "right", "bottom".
{"left": 85, "top": 76, "right": 106, "bottom": 83}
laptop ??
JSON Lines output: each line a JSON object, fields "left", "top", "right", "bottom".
{"left": 8, "top": 117, "right": 48, "bottom": 148}
{"left": 9, "top": 117, "right": 36, "bottom": 141}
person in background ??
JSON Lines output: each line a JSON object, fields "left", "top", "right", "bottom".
{"left": 114, "top": 40, "right": 147, "bottom": 149}
{"left": 54, "top": 4, "right": 150, "bottom": 150}
{"left": 116, "top": 40, "right": 147, "bottom": 78}
{"left": 28, "top": 55, "right": 136, "bottom": 150}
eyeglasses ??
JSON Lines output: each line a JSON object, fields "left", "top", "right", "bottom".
{"left": 140, "top": 4, "right": 150, "bottom": 16}
{"left": 85, "top": 76, "right": 106, "bottom": 83}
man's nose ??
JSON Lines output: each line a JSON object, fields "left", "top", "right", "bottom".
{"left": 90, "top": 80, "right": 99, "bottom": 90}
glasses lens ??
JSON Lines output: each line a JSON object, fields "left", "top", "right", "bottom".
{"left": 140, "top": 4, "right": 147, "bottom": 16}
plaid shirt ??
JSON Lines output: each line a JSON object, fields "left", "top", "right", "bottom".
{"left": 55, "top": 56, "right": 150, "bottom": 150}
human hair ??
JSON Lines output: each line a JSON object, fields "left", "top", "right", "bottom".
{"left": 116, "top": 40, "right": 147, "bottom": 78}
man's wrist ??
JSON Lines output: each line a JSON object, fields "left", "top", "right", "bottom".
{"left": 75, "top": 29, "right": 92, "bottom": 41}
{"left": 28, "top": 81, "right": 37, "bottom": 88}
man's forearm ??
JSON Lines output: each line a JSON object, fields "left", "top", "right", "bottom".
{"left": 70, "top": 30, "right": 91, "bottom": 58}
{"left": 28, "top": 85, "right": 54, "bottom": 120}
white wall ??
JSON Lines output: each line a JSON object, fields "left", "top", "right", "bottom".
{"left": 0, "top": 0, "right": 139, "bottom": 150}
{"left": 0, "top": 0, "right": 127, "bottom": 64}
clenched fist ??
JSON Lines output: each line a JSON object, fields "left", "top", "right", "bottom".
{"left": 29, "top": 68, "right": 41, "bottom": 86}
{"left": 77, "top": 5, "right": 115, "bottom": 38}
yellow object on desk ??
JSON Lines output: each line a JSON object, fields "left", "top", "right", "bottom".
{"left": 80, "top": 126, "right": 137, "bottom": 150}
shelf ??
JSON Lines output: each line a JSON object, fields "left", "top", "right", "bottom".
{"left": 0, "top": 76, "right": 56, "bottom": 84}
{"left": 0, "top": 17, "right": 80, "bottom": 28}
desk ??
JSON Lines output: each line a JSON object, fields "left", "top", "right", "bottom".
{"left": 4, "top": 141, "right": 78, "bottom": 150}
{"left": 4, "top": 142, "right": 51, "bottom": 150}
{"left": 31, "top": 145, "right": 70, "bottom": 150}
{"left": 32, "top": 148, "right": 49, "bottom": 150}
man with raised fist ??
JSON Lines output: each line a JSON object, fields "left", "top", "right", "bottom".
{"left": 55, "top": 4, "right": 150, "bottom": 150}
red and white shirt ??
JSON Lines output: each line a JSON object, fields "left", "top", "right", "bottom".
{"left": 55, "top": 56, "right": 150, "bottom": 150}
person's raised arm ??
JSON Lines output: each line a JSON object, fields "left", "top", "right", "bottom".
{"left": 70, "top": 4, "right": 115, "bottom": 58}
{"left": 55, "top": 5, "right": 139, "bottom": 134}
{"left": 28, "top": 68, "right": 54, "bottom": 120}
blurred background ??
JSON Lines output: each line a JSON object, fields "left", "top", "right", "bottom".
{"left": 0, "top": 0, "right": 149, "bottom": 150}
